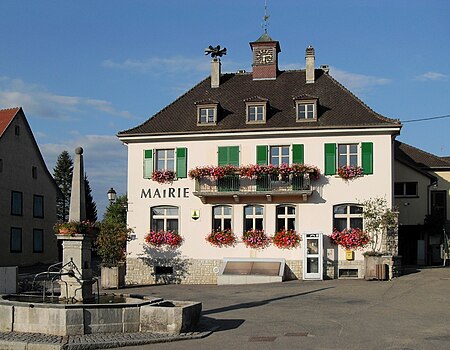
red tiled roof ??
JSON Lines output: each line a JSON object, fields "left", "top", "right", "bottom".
{"left": 0, "top": 107, "right": 20, "bottom": 137}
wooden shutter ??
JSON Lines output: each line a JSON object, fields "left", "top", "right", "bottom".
{"left": 324, "top": 143, "right": 336, "bottom": 175}
{"left": 256, "top": 145, "right": 268, "bottom": 165}
{"left": 143, "top": 149, "right": 153, "bottom": 178}
{"left": 361, "top": 142, "right": 373, "bottom": 175}
{"left": 218, "top": 146, "right": 240, "bottom": 166}
{"left": 176, "top": 147, "right": 187, "bottom": 178}
{"left": 292, "top": 144, "right": 304, "bottom": 164}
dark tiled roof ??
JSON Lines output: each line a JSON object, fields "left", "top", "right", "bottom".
{"left": 119, "top": 70, "right": 400, "bottom": 137}
{"left": 394, "top": 140, "right": 450, "bottom": 170}
{"left": 0, "top": 107, "right": 20, "bottom": 137}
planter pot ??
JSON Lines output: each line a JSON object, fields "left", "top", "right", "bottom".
{"left": 101, "top": 264, "right": 126, "bottom": 289}
{"left": 364, "top": 255, "right": 383, "bottom": 280}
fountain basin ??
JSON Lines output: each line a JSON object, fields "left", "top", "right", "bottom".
{"left": 0, "top": 294, "right": 201, "bottom": 336}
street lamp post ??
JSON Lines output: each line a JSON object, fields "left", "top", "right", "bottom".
{"left": 107, "top": 187, "right": 117, "bottom": 203}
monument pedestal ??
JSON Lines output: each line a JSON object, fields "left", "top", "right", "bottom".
{"left": 56, "top": 234, "right": 94, "bottom": 301}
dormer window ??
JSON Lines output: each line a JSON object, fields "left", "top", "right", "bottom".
{"left": 294, "top": 96, "right": 318, "bottom": 122}
{"left": 245, "top": 96, "right": 268, "bottom": 124}
{"left": 195, "top": 100, "right": 218, "bottom": 126}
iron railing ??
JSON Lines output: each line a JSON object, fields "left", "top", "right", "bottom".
{"left": 194, "top": 174, "right": 311, "bottom": 194}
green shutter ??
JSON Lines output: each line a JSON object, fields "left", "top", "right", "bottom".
{"left": 176, "top": 147, "right": 187, "bottom": 178}
{"left": 362, "top": 142, "right": 373, "bottom": 175}
{"left": 256, "top": 145, "right": 268, "bottom": 165}
{"left": 218, "top": 146, "right": 239, "bottom": 166}
{"left": 143, "top": 149, "right": 153, "bottom": 178}
{"left": 324, "top": 143, "right": 336, "bottom": 175}
{"left": 292, "top": 144, "right": 304, "bottom": 164}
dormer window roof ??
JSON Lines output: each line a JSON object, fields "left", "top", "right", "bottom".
{"left": 244, "top": 96, "right": 268, "bottom": 124}
{"left": 293, "top": 95, "right": 318, "bottom": 122}
{"left": 195, "top": 99, "right": 219, "bottom": 126}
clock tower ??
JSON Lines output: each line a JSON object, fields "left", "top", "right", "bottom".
{"left": 250, "top": 33, "right": 281, "bottom": 80}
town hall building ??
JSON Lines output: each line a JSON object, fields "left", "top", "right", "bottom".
{"left": 118, "top": 33, "right": 402, "bottom": 284}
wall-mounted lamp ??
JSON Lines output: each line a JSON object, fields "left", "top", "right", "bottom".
{"left": 107, "top": 187, "right": 117, "bottom": 203}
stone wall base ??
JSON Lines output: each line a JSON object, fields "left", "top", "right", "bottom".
{"left": 126, "top": 257, "right": 370, "bottom": 285}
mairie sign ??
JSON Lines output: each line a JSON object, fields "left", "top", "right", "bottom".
{"left": 140, "top": 187, "right": 189, "bottom": 199}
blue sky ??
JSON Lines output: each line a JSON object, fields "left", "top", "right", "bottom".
{"left": 1, "top": 0, "right": 449, "bottom": 218}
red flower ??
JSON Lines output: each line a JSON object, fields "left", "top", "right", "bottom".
{"left": 329, "top": 228, "right": 370, "bottom": 250}
{"left": 272, "top": 228, "right": 301, "bottom": 249}
{"left": 242, "top": 229, "right": 271, "bottom": 249}
{"left": 206, "top": 229, "right": 237, "bottom": 247}
{"left": 145, "top": 229, "right": 183, "bottom": 248}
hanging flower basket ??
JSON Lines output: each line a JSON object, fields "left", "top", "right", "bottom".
{"left": 272, "top": 229, "right": 301, "bottom": 249}
{"left": 242, "top": 229, "right": 271, "bottom": 249}
{"left": 329, "top": 228, "right": 371, "bottom": 250}
{"left": 337, "top": 165, "right": 363, "bottom": 180}
{"left": 151, "top": 170, "right": 176, "bottom": 184}
{"left": 145, "top": 229, "right": 183, "bottom": 248}
{"left": 206, "top": 229, "right": 237, "bottom": 247}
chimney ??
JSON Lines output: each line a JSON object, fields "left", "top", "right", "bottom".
{"left": 305, "top": 45, "right": 315, "bottom": 83}
{"left": 211, "top": 57, "right": 221, "bottom": 88}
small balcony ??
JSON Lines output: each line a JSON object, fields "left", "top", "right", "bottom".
{"left": 193, "top": 174, "right": 313, "bottom": 204}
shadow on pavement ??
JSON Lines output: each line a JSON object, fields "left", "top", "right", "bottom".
{"left": 197, "top": 316, "right": 245, "bottom": 333}
{"left": 202, "top": 286, "right": 333, "bottom": 316}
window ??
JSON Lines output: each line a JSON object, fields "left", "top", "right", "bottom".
{"left": 333, "top": 204, "right": 363, "bottom": 231}
{"left": 11, "top": 191, "right": 23, "bottom": 216}
{"left": 33, "top": 195, "right": 44, "bottom": 218}
{"left": 270, "top": 146, "right": 290, "bottom": 166}
{"left": 218, "top": 146, "right": 239, "bottom": 166}
{"left": 143, "top": 148, "right": 187, "bottom": 179}
{"left": 151, "top": 206, "right": 179, "bottom": 233}
{"left": 15, "top": 125, "right": 20, "bottom": 136}
{"left": 297, "top": 103, "right": 315, "bottom": 120}
{"left": 0, "top": 158, "right": 3, "bottom": 173}
{"left": 155, "top": 149, "right": 175, "bottom": 171}
{"left": 198, "top": 107, "right": 216, "bottom": 125}
{"left": 244, "top": 205, "right": 264, "bottom": 231}
{"left": 213, "top": 205, "right": 232, "bottom": 230}
{"left": 247, "top": 104, "right": 265, "bottom": 123}
{"left": 10, "top": 227, "right": 22, "bottom": 253}
{"left": 33, "top": 229, "right": 44, "bottom": 253}
{"left": 338, "top": 144, "right": 358, "bottom": 168}
{"left": 32, "top": 166, "right": 37, "bottom": 179}
{"left": 324, "top": 142, "right": 373, "bottom": 175}
{"left": 276, "top": 205, "right": 296, "bottom": 231}
{"left": 394, "top": 182, "right": 418, "bottom": 197}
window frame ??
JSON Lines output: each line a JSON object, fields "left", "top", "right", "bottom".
{"left": 33, "top": 229, "right": 44, "bottom": 253}
{"left": 333, "top": 204, "right": 364, "bottom": 231}
{"left": 151, "top": 205, "right": 179, "bottom": 233}
{"left": 296, "top": 100, "right": 317, "bottom": 121}
{"left": 244, "top": 205, "right": 264, "bottom": 231}
{"left": 394, "top": 182, "right": 418, "bottom": 197}
{"left": 32, "top": 166, "right": 38, "bottom": 179}
{"left": 10, "top": 227, "right": 22, "bottom": 253}
{"left": 197, "top": 104, "right": 217, "bottom": 125}
{"left": 337, "top": 143, "right": 359, "bottom": 168}
{"left": 246, "top": 103, "right": 266, "bottom": 124}
{"left": 212, "top": 205, "right": 232, "bottom": 231}
{"left": 276, "top": 205, "right": 296, "bottom": 231}
{"left": 33, "top": 195, "right": 44, "bottom": 218}
{"left": 155, "top": 149, "right": 175, "bottom": 172}
{"left": 270, "top": 145, "right": 290, "bottom": 166}
{"left": 11, "top": 191, "right": 23, "bottom": 216}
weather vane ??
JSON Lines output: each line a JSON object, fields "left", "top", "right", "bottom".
{"left": 262, "top": 0, "right": 270, "bottom": 34}
{"left": 204, "top": 45, "right": 227, "bottom": 58}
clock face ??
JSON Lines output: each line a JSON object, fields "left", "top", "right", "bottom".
{"left": 255, "top": 48, "right": 274, "bottom": 64}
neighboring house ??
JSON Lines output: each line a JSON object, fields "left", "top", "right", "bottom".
{"left": 118, "top": 33, "right": 402, "bottom": 284}
{"left": 394, "top": 140, "right": 450, "bottom": 265}
{"left": 0, "top": 107, "right": 59, "bottom": 266}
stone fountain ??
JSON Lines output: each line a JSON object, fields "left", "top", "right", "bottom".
{"left": 0, "top": 147, "right": 201, "bottom": 336}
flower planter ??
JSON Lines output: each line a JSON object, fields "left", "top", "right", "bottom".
{"left": 101, "top": 264, "right": 126, "bottom": 289}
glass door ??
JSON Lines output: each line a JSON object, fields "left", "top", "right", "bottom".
{"left": 303, "top": 233, "right": 323, "bottom": 280}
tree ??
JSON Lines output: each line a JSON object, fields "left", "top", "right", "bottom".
{"left": 103, "top": 194, "right": 127, "bottom": 227}
{"left": 53, "top": 151, "right": 73, "bottom": 221}
{"left": 85, "top": 175, "right": 98, "bottom": 222}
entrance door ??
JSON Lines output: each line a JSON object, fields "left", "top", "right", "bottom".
{"left": 303, "top": 233, "right": 323, "bottom": 280}
{"left": 431, "top": 191, "right": 447, "bottom": 221}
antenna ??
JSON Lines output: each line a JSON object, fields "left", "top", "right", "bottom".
{"left": 262, "top": 0, "right": 270, "bottom": 34}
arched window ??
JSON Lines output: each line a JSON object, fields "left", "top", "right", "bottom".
{"left": 276, "top": 205, "right": 296, "bottom": 231}
{"left": 244, "top": 205, "right": 264, "bottom": 231}
{"left": 213, "top": 205, "right": 232, "bottom": 230}
{"left": 333, "top": 204, "right": 363, "bottom": 231}
{"left": 151, "top": 206, "right": 179, "bottom": 233}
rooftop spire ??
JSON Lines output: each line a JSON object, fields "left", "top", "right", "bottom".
{"left": 262, "top": 0, "right": 270, "bottom": 34}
